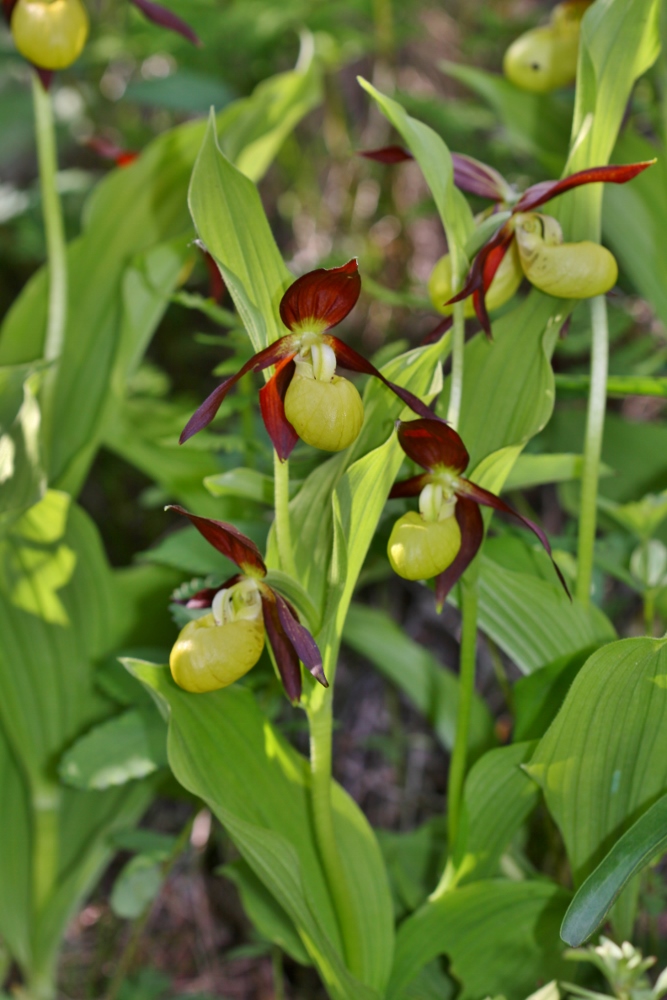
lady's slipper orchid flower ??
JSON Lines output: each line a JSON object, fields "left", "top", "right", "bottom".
{"left": 361, "top": 147, "right": 654, "bottom": 338}
{"left": 180, "top": 259, "right": 433, "bottom": 459}
{"left": 167, "top": 505, "right": 325, "bottom": 701}
{"left": 387, "top": 418, "right": 569, "bottom": 607}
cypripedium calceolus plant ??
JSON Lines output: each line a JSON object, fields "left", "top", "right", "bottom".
{"left": 361, "top": 147, "right": 654, "bottom": 338}
{"left": 4, "top": 0, "right": 198, "bottom": 73}
{"left": 166, "top": 506, "right": 325, "bottom": 701}
{"left": 503, "top": 0, "right": 593, "bottom": 93}
{"left": 387, "top": 418, "right": 569, "bottom": 607}
{"left": 180, "top": 259, "right": 433, "bottom": 457}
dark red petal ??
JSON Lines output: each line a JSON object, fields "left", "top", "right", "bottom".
{"left": 455, "top": 479, "right": 570, "bottom": 598}
{"left": 273, "top": 591, "right": 327, "bottom": 687}
{"left": 397, "top": 418, "right": 469, "bottom": 474}
{"left": 472, "top": 287, "right": 492, "bottom": 340}
{"left": 179, "top": 336, "right": 296, "bottom": 443}
{"left": 166, "top": 505, "right": 267, "bottom": 576}
{"left": 434, "top": 497, "right": 484, "bottom": 610}
{"left": 261, "top": 596, "right": 301, "bottom": 702}
{"left": 421, "top": 316, "right": 453, "bottom": 346}
{"left": 452, "top": 153, "right": 510, "bottom": 201}
{"left": 388, "top": 473, "right": 431, "bottom": 499}
{"left": 259, "top": 358, "right": 299, "bottom": 461}
{"left": 358, "top": 145, "right": 414, "bottom": 164}
{"left": 326, "top": 337, "right": 435, "bottom": 420}
{"left": 516, "top": 161, "right": 656, "bottom": 213}
{"left": 279, "top": 260, "right": 361, "bottom": 333}
{"left": 127, "top": 0, "right": 200, "bottom": 44}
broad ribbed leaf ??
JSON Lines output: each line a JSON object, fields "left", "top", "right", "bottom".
{"left": 452, "top": 742, "right": 540, "bottom": 885}
{"left": 561, "top": 791, "right": 667, "bottom": 946}
{"left": 188, "top": 111, "right": 292, "bottom": 352}
{"left": 343, "top": 603, "right": 494, "bottom": 758}
{"left": 127, "top": 660, "right": 391, "bottom": 1000}
{"left": 387, "top": 880, "right": 570, "bottom": 1000}
{"left": 465, "top": 556, "right": 615, "bottom": 675}
{"left": 527, "top": 638, "right": 667, "bottom": 883}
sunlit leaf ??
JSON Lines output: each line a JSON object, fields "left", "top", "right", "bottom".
{"left": 527, "top": 637, "right": 667, "bottom": 883}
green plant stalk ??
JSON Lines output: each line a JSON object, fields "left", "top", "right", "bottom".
{"left": 32, "top": 783, "right": 60, "bottom": 914}
{"left": 446, "top": 301, "right": 466, "bottom": 430}
{"left": 576, "top": 295, "right": 609, "bottom": 606}
{"left": 32, "top": 73, "right": 67, "bottom": 364}
{"left": 644, "top": 588, "right": 656, "bottom": 638}
{"left": 307, "top": 679, "right": 364, "bottom": 977}
{"left": 273, "top": 453, "right": 297, "bottom": 577}
{"left": 446, "top": 569, "right": 479, "bottom": 849}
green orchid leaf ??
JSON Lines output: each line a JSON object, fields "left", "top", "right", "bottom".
{"left": 0, "top": 363, "right": 46, "bottom": 533}
{"left": 513, "top": 649, "right": 597, "bottom": 742}
{"left": 358, "top": 78, "right": 474, "bottom": 269}
{"left": 343, "top": 603, "right": 495, "bottom": 757}
{"left": 126, "top": 659, "right": 389, "bottom": 1000}
{"left": 188, "top": 110, "right": 292, "bottom": 352}
{"left": 387, "top": 880, "right": 570, "bottom": 1000}
{"left": 561, "top": 790, "right": 667, "bottom": 946}
{"left": 223, "top": 859, "right": 311, "bottom": 965}
{"left": 504, "top": 453, "right": 608, "bottom": 492}
{"left": 59, "top": 707, "right": 167, "bottom": 790}
{"left": 451, "top": 742, "right": 540, "bottom": 886}
{"left": 527, "top": 637, "right": 667, "bottom": 885}
{"left": 0, "top": 64, "right": 321, "bottom": 495}
{"left": 376, "top": 818, "right": 448, "bottom": 921}
{"left": 453, "top": 556, "right": 615, "bottom": 675}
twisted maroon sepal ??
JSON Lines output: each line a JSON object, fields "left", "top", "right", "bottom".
{"left": 360, "top": 147, "right": 511, "bottom": 202}
{"left": 167, "top": 506, "right": 326, "bottom": 700}
{"left": 128, "top": 0, "right": 200, "bottom": 44}
{"left": 389, "top": 419, "right": 570, "bottom": 603}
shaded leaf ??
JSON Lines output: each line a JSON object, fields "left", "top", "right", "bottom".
{"left": 59, "top": 708, "right": 167, "bottom": 790}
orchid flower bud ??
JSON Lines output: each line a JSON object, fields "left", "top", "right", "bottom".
{"left": 429, "top": 241, "right": 522, "bottom": 318}
{"left": 11, "top": 0, "right": 89, "bottom": 70}
{"left": 284, "top": 334, "right": 364, "bottom": 451}
{"left": 503, "top": 1, "right": 590, "bottom": 93}
{"left": 513, "top": 212, "right": 618, "bottom": 298}
{"left": 169, "top": 580, "right": 265, "bottom": 694}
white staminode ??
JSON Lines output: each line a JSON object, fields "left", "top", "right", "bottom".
{"left": 419, "top": 482, "right": 457, "bottom": 523}
{"left": 294, "top": 332, "right": 337, "bottom": 382}
{"left": 212, "top": 579, "right": 262, "bottom": 626}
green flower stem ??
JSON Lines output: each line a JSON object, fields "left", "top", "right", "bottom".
{"left": 307, "top": 681, "right": 364, "bottom": 977}
{"left": 446, "top": 567, "right": 479, "bottom": 850}
{"left": 273, "top": 453, "right": 297, "bottom": 578}
{"left": 32, "top": 73, "right": 67, "bottom": 364}
{"left": 32, "top": 782, "right": 60, "bottom": 915}
{"left": 576, "top": 294, "right": 609, "bottom": 607}
{"left": 446, "top": 301, "right": 466, "bottom": 431}
{"left": 644, "top": 588, "right": 656, "bottom": 638}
